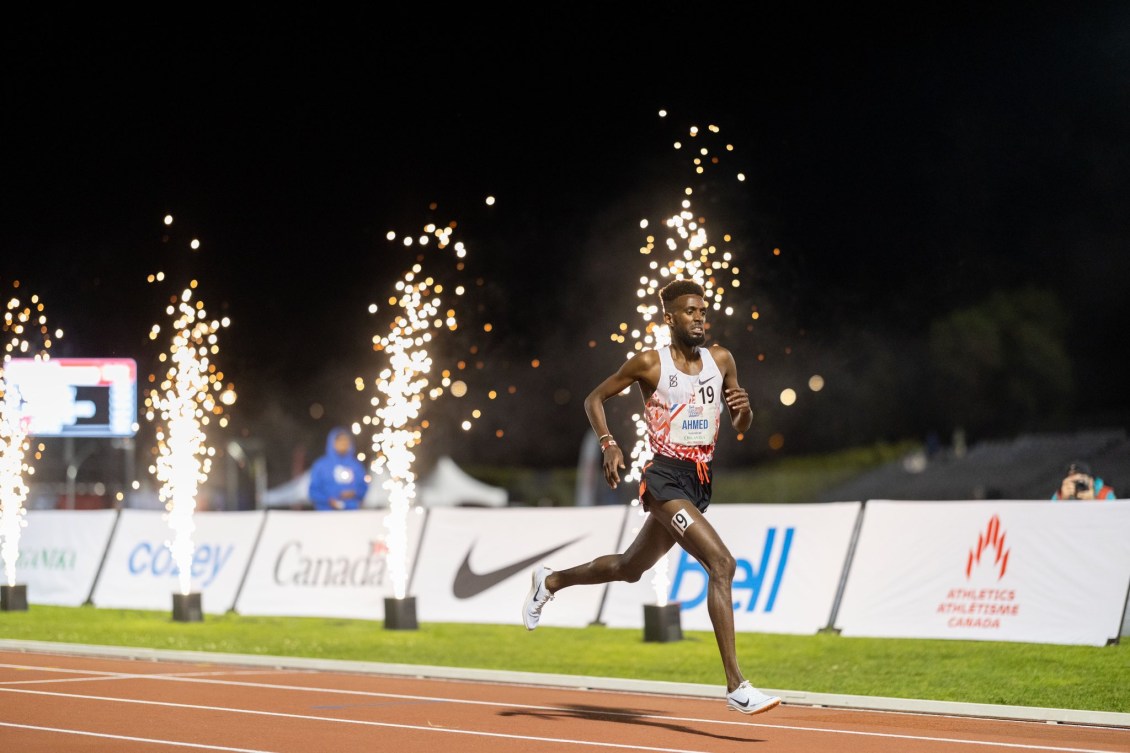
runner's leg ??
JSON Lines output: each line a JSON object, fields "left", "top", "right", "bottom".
{"left": 545, "top": 513, "right": 674, "bottom": 593}
{"left": 646, "top": 493, "right": 744, "bottom": 692}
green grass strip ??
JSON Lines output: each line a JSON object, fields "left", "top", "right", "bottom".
{"left": 1, "top": 605, "right": 1126, "bottom": 713}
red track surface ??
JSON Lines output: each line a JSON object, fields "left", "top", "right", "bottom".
{"left": 0, "top": 650, "right": 1126, "bottom": 752}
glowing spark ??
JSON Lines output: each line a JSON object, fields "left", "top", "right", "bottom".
{"left": 650, "top": 555, "right": 671, "bottom": 608}
{"left": 610, "top": 116, "right": 755, "bottom": 603}
{"left": 145, "top": 231, "right": 233, "bottom": 597}
{"left": 368, "top": 215, "right": 490, "bottom": 599}
{"left": 0, "top": 285, "right": 56, "bottom": 587}
{"left": 618, "top": 120, "right": 748, "bottom": 487}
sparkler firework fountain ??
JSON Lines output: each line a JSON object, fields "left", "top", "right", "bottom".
{"left": 145, "top": 219, "right": 234, "bottom": 621}
{"left": 365, "top": 215, "right": 487, "bottom": 629}
{"left": 613, "top": 116, "right": 755, "bottom": 638}
{"left": 0, "top": 284, "right": 58, "bottom": 611}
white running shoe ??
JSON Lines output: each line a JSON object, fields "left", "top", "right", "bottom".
{"left": 522, "top": 566, "right": 554, "bottom": 630}
{"left": 726, "top": 681, "right": 781, "bottom": 715}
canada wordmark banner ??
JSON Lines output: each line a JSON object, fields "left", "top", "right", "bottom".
{"left": 834, "top": 500, "right": 1130, "bottom": 646}
{"left": 234, "top": 508, "right": 425, "bottom": 620}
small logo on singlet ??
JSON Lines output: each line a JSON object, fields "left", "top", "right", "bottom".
{"left": 669, "top": 375, "right": 678, "bottom": 388}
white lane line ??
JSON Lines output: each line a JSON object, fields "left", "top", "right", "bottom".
{"left": 0, "top": 687, "right": 716, "bottom": 753}
{"left": 749, "top": 723, "right": 1124, "bottom": 753}
{"left": 0, "top": 721, "right": 279, "bottom": 752}
{"left": 1, "top": 664, "right": 727, "bottom": 718}
{"left": 0, "top": 685, "right": 1119, "bottom": 753}
{"left": 0, "top": 662, "right": 283, "bottom": 686}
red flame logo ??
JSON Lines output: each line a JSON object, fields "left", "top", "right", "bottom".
{"left": 967, "top": 514, "right": 1009, "bottom": 579}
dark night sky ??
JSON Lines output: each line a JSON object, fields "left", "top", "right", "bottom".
{"left": 3, "top": 3, "right": 1129, "bottom": 479}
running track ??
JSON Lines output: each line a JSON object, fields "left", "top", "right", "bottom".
{"left": 0, "top": 643, "right": 1126, "bottom": 752}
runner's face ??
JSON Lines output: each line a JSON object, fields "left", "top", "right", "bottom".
{"left": 666, "top": 294, "right": 707, "bottom": 346}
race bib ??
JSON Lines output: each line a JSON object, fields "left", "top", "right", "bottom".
{"left": 667, "top": 402, "right": 719, "bottom": 445}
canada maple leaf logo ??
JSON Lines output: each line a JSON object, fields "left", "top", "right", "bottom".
{"left": 966, "top": 514, "right": 1009, "bottom": 580}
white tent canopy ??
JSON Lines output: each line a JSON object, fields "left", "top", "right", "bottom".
{"left": 260, "top": 471, "right": 315, "bottom": 508}
{"left": 262, "top": 455, "right": 507, "bottom": 509}
{"left": 417, "top": 456, "right": 508, "bottom": 508}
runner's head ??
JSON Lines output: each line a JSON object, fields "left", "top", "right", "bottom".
{"left": 660, "top": 279, "right": 707, "bottom": 347}
{"left": 660, "top": 279, "right": 705, "bottom": 310}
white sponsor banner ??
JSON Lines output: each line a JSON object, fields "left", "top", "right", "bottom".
{"left": 413, "top": 506, "right": 626, "bottom": 627}
{"left": 90, "top": 509, "right": 265, "bottom": 614}
{"left": 835, "top": 500, "right": 1130, "bottom": 646}
{"left": 600, "top": 502, "right": 862, "bottom": 634}
{"left": 234, "top": 509, "right": 425, "bottom": 620}
{"left": 17, "top": 510, "right": 119, "bottom": 606}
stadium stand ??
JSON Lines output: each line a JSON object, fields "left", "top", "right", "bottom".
{"left": 814, "top": 429, "right": 1128, "bottom": 502}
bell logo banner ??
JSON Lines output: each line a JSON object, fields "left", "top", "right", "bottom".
{"left": 600, "top": 502, "right": 862, "bottom": 634}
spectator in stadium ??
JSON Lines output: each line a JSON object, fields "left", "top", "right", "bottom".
{"left": 307, "top": 426, "right": 370, "bottom": 510}
{"left": 1052, "top": 460, "right": 1116, "bottom": 501}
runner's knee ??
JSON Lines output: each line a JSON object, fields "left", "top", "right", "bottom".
{"left": 617, "top": 557, "right": 650, "bottom": 583}
{"left": 706, "top": 550, "right": 736, "bottom": 583}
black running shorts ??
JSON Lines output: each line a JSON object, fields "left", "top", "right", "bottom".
{"left": 639, "top": 454, "right": 713, "bottom": 513}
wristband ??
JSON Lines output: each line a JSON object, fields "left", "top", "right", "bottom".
{"left": 601, "top": 438, "right": 617, "bottom": 452}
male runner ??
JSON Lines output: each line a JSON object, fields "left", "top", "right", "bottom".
{"left": 522, "top": 278, "right": 780, "bottom": 715}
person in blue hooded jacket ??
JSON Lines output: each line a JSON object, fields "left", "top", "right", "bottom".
{"left": 307, "top": 427, "right": 370, "bottom": 510}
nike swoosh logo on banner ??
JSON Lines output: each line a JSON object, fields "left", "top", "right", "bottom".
{"left": 453, "top": 537, "right": 584, "bottom": 599}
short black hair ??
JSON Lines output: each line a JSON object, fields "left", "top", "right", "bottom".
{"left": 1065, "top": 460, "right": 1092, "bottom": 476}
{"left": 660, "top": 278, "right": 705, "bottom": 309}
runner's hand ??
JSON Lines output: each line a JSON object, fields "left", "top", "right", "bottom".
{"left": 603, "top": 446, "right": 625, "bottom": 489}
{"left": 724, "top": 387, "right": 749, "bottom": 412}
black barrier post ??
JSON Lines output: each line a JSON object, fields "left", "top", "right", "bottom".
{"left": 643, "top": 602, "right": 683, "bottom": 642}
{"left": 172, "top": 592, "right": 203, "bottom": 622}
{"left": 1, "top": 584, "right": 28, "bottom": 611}
{"left": 384, "top": 596, "right": 419, "bottom": 630}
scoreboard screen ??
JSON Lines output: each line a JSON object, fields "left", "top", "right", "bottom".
{"left": 3, "top": 358, "right": 138, "bottom": 438}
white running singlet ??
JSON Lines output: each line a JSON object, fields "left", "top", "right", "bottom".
{"left": 644, "top": 346, "right": 723, "bottom": 463}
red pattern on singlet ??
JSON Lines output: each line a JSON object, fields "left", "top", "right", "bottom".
{"left": 644, "top": 347, "right": 721, "bottom": 463}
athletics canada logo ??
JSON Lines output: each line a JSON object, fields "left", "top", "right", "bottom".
{"left": 966, "top": 514, "right": 1009, "bottom": 579}
{"left": 936, "top": 514, "right": 1019, "bottom": 630}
